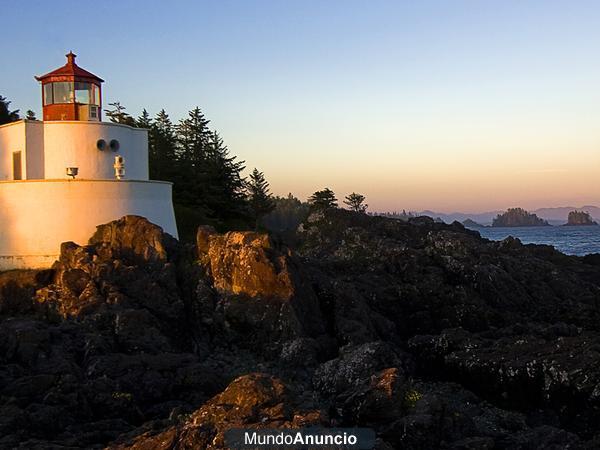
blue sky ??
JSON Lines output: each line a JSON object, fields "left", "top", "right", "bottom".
{"left": 2, "top": 1, "right": 600, "bottom": 211}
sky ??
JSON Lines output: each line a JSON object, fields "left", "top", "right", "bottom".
{"left": 2, "top": 0, "right": 600, "bottom": 213}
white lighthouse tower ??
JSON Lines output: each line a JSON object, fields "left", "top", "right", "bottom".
{"left": 0, "top": 52, "right": 178, "bottom": 270}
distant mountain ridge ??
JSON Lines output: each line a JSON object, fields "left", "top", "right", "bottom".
{"left": 415, "top": 206, "right": 600, "bottom": 226}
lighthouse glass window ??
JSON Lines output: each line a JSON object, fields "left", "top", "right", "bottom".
{"left": 74, "top": 83, "right": 99, "bottom": 105}
{"left": 43, "top": 84, "right": 53, "bottom": 105}
{"left": 53, "top": 82, "right": 74, "bottom": 103}
{"left": 75, "top": 83, "right": 90, "bottom": 104}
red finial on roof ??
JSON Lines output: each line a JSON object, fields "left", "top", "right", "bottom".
{"left": 66, "top": 51, "right": 76, "bottom": 66}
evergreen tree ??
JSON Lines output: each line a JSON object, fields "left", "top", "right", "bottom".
{"left": 104, "top": 101, "right": 136, "bottom": 126}
{"left": 343, "top": 192, "right": 368, "bottom": 213}
{"left": 25, "top": 110, "right": 37, "bottom": 120}
{"left": 0, "top": 95, "right": 20, "bottom": 125}
{"left": 308, "top": 188, "right": 338, "bottom": 211}
{"left": 176, "top": 107, "right": 211, "bottom": 166}
{"left": 174, "top": 107, "right": 213, "bottom": 209}
{"left": 247, "top": 168, "right": 275, "bottom": 229}
{"left": 174, "top": 107, "right": 247, "bottom": 222}
{"left": 136, "top": 109, "right": 152, "bottom": 128}
{"left": 203, "top": 131, "right": 247, "bottom": 219}
{"left": 150, "top": 109, "right": 177, "bottom": 181}
{"left": 114, "top": 104, "right": 252, "bottom": 231}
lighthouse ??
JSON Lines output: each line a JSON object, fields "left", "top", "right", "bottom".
{"left": 35, "top": 52, "right": 103, "bottom": 122}
{"left": 0, "top": 53, "right": 178, "bottom": 270}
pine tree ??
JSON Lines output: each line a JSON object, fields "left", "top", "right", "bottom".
{"left": 204, "top": 131, "right": 247, "bottom": 219}
{"left": 174, "top": 107, "right": 248, "bottom": 222}
{"left": 25, "top": 110, "right": 37, "bottom": 120}
{"left": 136, "top": 109, "right": 152, "bottom": 128}
{"left": 0, "top": 95, "right": 20, "bottom": 125}
{"left": 150, "top": 109, "right": 177, "bottom": 182}
{"left": 104, "top": 101, "right": 136, "bottom": 126}
{"left": 176, "top": 107, "right": 211, "bottom": 166}
{"left": 174, "top": 107, "right": 213, "bottom": 209}
{"left": 308, "top": 188, "right": 338, "bottom": 211}
{"left": 247, "top": 168, "right": 275, "bottom": 229}
{"left": 343, "top": 192, "right": 368, "bottom": 213}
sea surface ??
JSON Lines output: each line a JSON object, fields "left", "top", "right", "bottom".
{"left": 466, "top": 225, "right": 600, "bottom": 256}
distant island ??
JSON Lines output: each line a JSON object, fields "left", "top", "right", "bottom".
{"left": 413, "top": 205, "right": 600, "bottom": 226}
{"left": 565, "top": 210, "right": 598, "bottom": 226}
{"left": 492, "top": 208, "right": 550, "bottom": 227}
{"left": 462, "top": 218, "right": 485, "bottom": 228}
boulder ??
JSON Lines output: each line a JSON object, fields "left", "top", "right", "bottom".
{"left": 89, "top": 215, "right": 178, "bottom": 266}
{"left": 197, "top": 229, "right": 294, "bottom": 300}
{"left": 109, "top": 373, "right": 328, "bottom": 449}
{"left": 196, "top": 227, "right": 326, "bottom": 344}
{"left": 313, "top": 341, "right": 412, "bottom": 396}
{"left": 36, "top": 216, "right": 184, "bottom": 322}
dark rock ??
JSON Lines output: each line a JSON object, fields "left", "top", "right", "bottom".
{"left": 196, "top": 228, "right": 326, "bottom": 347}
{"left": 109, "top": 373, "right": 329, "bottom": 449}
{"left": 313, "top": 341, "right": 411, "bottom": 395}
{"left": 2, "top": 210, "right": 600, "bottom": 448}
{"left": 0, "top": 270, "right": 53, "bottom": 315}
{"left": 89, "top": 215, "right": 179, "bottom": 266}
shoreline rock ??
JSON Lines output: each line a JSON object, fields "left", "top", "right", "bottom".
{"left": 2, "top": 212, "right": 600, "bottom": 448}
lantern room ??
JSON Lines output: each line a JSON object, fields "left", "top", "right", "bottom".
{"left": 35, "top": 52, "right": 103, "bottom": 121}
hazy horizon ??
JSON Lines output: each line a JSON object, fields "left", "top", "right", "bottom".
{"left": 3, "top": 0, "right": 600, "bottom": 212}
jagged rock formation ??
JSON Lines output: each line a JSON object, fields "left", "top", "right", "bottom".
{"left": 492, "top": 207, "right": 550, "bottom": 227}
{"left": 109, "top": 373, "right": 327, "bottom": 449}
{"left": 2, "top": 211, "right": 600, "bottom": 448}
{"left": 566, "top": 210, "right": 598, "bottom": 226}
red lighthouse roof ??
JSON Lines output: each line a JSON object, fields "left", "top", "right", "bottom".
{"left": 35, "top": 52, "right": 104, "bottom": 83}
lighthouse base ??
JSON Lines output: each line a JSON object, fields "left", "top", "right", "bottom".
{"left": 0, "top": 179, "right": 177, "bottom": 271}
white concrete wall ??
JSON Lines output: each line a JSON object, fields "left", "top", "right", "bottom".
{"left": 0, "top": 179, "right": 177, "bottom": 270}
{"left": 0, "top": 121, "right": 26, "bottom": 180}
{"left": 41, "top": 121, "right": 149, "bottom": 180}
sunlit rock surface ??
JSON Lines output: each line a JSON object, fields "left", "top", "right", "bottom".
{"left": 109, "top": 373, "right": 327, "bottom": 450}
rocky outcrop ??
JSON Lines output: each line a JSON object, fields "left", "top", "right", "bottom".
{"left": 2, "top": 211, "right": 600, "bottom": 448}
{"left": 492, "top": 207, "right": 550, "bottom": 227}
{"left": 0, "top": 270, "right": 52, "bottom": 315}
{"left": 197, "top": 228, "right": 294, "bottom": 299}
{"left": 566, "top": 210, "right": 598, "bottom": 226}
{"left": 36, "top": 215, "right": 184, "bottom": 323}
{"left": 110, "top": 373, "right": 328, "bottom": 449}
{"left": 195, "top": 226, "right": 326, "bottom": 346}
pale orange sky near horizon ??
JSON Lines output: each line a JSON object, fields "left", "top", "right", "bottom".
{"left": 230, "top": 100, "right": 600, "bottom": 213}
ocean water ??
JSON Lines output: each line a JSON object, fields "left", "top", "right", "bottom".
{"left": 466, "top": 225, "right": 600, "bottom": 256}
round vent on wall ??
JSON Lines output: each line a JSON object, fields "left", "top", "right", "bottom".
{"left": 96, "top": 139, "right": 107, "bottom": 151}
{"left": 109, "top": 140, "right": 120, "bottom": 151}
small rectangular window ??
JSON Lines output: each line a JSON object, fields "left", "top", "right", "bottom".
{"left": 13, "top": 152, "right": 22, "bottom": 180}
{"left": 43, "top": 84, "right": 53, "bottom": 105}
{"left": 91, "top": 84, "right": 100, "bottom": 106}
